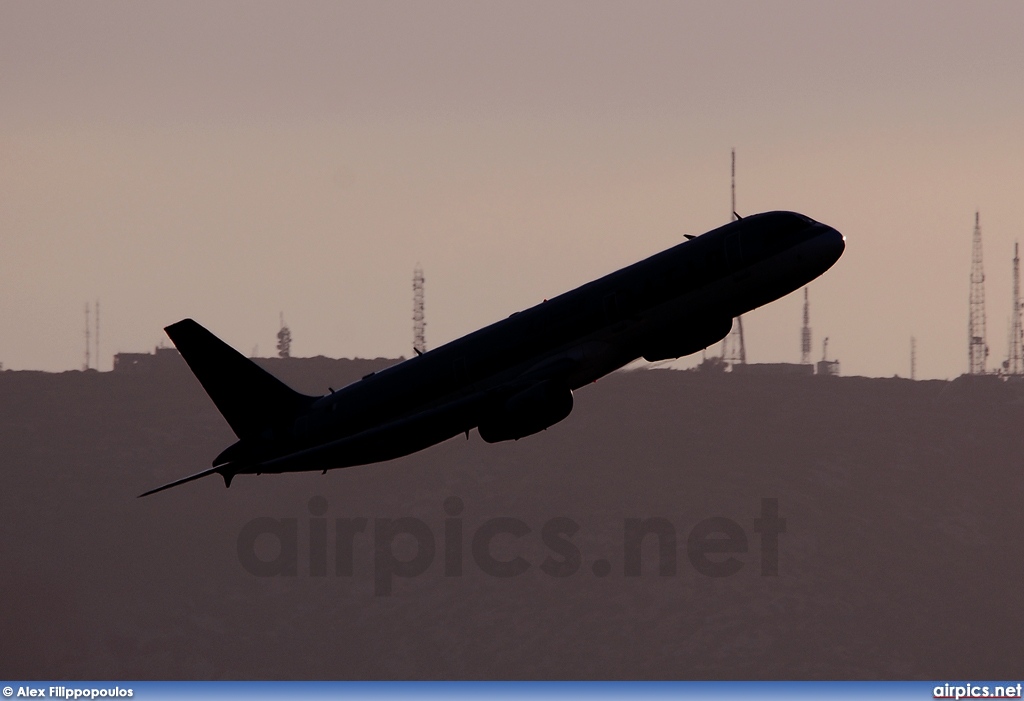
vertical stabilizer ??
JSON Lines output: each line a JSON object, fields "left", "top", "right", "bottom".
{"left": 164, "top": 319, "right": 315, "bottom": 440}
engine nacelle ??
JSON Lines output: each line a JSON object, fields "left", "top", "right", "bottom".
{"left": 478, "top": 382, "right": 574, "bottom": 443}
{"left": 641, "top": 317, "right": 734, "bottom": 362}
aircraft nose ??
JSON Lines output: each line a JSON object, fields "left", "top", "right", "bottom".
{"left": 815, "top": 223, "right": 846, "bottom": 266}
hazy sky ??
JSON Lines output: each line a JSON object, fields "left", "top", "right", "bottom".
{"left": 2, "top": 1, "right": 1023, "bottom": 378}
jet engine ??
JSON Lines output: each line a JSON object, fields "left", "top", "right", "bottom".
{"left": 477, "top": 381, "right": 574, "bottom": 443}
{"left": 641, "top": 317, "right": 733, "bottom": 362}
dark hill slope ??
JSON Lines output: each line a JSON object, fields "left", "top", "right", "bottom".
{"left": 1, "top": 364, "right": 1022, "bottom": 679}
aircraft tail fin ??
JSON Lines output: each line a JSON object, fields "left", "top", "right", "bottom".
{"left": 164, "top": 319, "right": 316, "bottom": 440}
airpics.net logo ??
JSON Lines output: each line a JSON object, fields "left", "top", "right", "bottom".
{"left": 934, "top": 683, "right": 1023, "bottom": 699}
{"left": 236, "top": 496, "right": 786, "bottom": 596}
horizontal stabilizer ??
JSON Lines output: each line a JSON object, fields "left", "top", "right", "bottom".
{"left": 138, "top": 465, "right": 222, "bottom": 498}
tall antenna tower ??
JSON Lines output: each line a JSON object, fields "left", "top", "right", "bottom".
{"left": 968, "top": 211, "right": 988, "bottom": 375}
{"left": 95, "top": 299, "right": 100, "bottom": 372}
{"left": 276, "top": 312, "right": 292, "bottom": 358}
{"left": 413, "top": 265, "right": 426, "bottom": 355}
{"left": 83, "top": 302, "right": 91, "bottom": 371}
{"left": 1007, "top": 242, "right": 1024, "bottom": 375}
{"left": 721, "top": 316, "right": 746, "bottom": 366}
{"left": 722, "top": 148, "right": 746, "bottom": 367}
{"left": 801, "top": 287, "right": 811, "bottom": 365}
{"left": 731, "top": 147, "right": 737, "bottom": 220}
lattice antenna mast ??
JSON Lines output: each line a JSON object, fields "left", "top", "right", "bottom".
{"left": 722, "top": 148, "right": 746, "bottom": 367}
{"left": 276, "top": 312, "right": 292, "bottom": 358}
{"left": 413, "top": 265, "right": 426, "bottom": 355}
{"left": 83, "top": 302, "right": 91, "bottom": 371}
{"left": 968, "top": 211, "right": 989, "bottom": 375}
{"left": 95, "top": 299, "right": 100, "bottom": 372}
{"left": 801, "top": 287, "right": 811, "bottom": 365}
{"left": 731, "top": 148, "right": 736, "bottom": 220}
{"left": 1008, "top": 242, "right": 1024, "bottom": 375}
{"left": 735, "top": 317, "right": 746, "bottom": 364}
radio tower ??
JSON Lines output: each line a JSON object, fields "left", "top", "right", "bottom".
{"left": 1007, "top": 242, "right": 1023, "bottom": 375}
{"left": 276, "top": 312, "right": 292, "bottom": 358}
{"left": 731, "top": 147, "right": 737, "bottom": 221}
{"left": 801, "top": 287, "right": 811, "bottom": 365}
{"left": 968, "top": 211, "right": 989, "bottom": 375}
{"left": 722, "top": 148, "right": 746, "bottom": 367}
{"left": 413, "top": 265, "right": 426, "bottom": 355}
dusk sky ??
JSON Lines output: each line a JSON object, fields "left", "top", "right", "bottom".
{"left": 2, "top": 1, "right": 1023, "bottom": 378}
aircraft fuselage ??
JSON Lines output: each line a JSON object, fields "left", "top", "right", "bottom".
{"left": 239, "top": 212, "right": 842, "bottom": 473}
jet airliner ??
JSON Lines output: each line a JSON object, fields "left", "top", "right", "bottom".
{"left": 140, "top": 211, "right": 844, "bottom": 496}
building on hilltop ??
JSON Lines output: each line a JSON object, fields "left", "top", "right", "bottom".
{"left": 817, "top": 359, "right": 840, "bottom": 376}
{"left": 113, "top": 347, "right": 183, "bottom": 373}
{"left": 730, "top": 362, "right": 815, "bottom": 376}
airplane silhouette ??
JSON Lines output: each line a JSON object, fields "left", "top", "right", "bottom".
{"left": 140, "top": 211, "right": 844, "bottom": 496}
